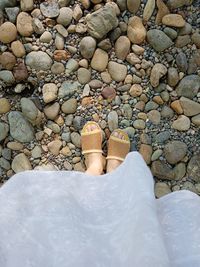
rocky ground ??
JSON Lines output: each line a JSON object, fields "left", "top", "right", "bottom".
{"left": 0, "top": 0, "right": 200, "bottom": 198}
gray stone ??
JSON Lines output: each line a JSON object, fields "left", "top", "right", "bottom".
{"left": 108, "top": 111, "right": 118, "bottom": 131}
{"left": 147, "top": 29, "right": 173, "bottom": 52}
{"left": 40, "top": 0, "right": 60, "bottom": 18}
{"left": 79, "top": 36, "right": 96, "bottom": 59}
{"left": 0, "top": 122, "right": 9, "bottom": 142}
{"left": 174, "top": 162, "right": 186, "bottom": 180}
{"left": 133, "top": 119, "right": 145, "bottom": 129}
{"left": 61, "top": 132, "right": 71, "bottom": 142}
{"left": 8, "top": 111, "right": 35, "bottom": 143}
{"left": 12, "top": 153, "right": 32, "bottom": 173}
{"left": 164, "top": 27, "right": 177, "bottom": 40}
{"left": 191, "top": 114, "right": 200, "bottom": 126}
{"left": 122, "top": 104, "right": 132, "bottom": 120}
{"left": 167, "top": 0, "right": 193, "bottom": 9}
{"left": 0, "top": 70, "right": 15, "bottom": 84}
{"left": 180, "top": 97, "right": 200, "bottom": 116}
{"left": 161, "top": 106, "right": 174, "bottom": 119}
{"left": 151, "top": 160, "right": 175, "bottom": 180}
{"left": 32, "top": 146, "right": 42, "bottom": 159}
{"left": 187, "top": 154, "right": 200, "bottom": 182}
{"left": 61, "top": 99, "right": 77, "bottom": 114}
{"left": 70, "top": 132, "right": 81, "bottom": 148}
{"left": 151, "top": 149, "right": 163, "bottom": 161}
{"left": 178, "top": 22, "right": 192, "bottom": 36}
{"left": 58, "top": 81, "right": 81, "bottom": 98}
{"left": 0, "top": 157, "right": 10, "bottom": 170}
{"left": 155, "top": 131, "right": 170, "bottom": 144}
{"left": 167, "top": 67, "right": 179, "bottom": 87}
{"left": 176, "top": 75, "right": 200, "bottom": 99}
{"left": 73, "top": 116, "right": 86, "bottom": 131}
{"left": 86, "top": 4, "right": 118, "bottom": 39}
{"left": 176, "top": 52, "right": 188, "bottom": 73}
{"left": 21, "top": 98, "right": 42, "bottom": 126}
{"left": 2, "top": 148, "right": 11, "bottom": 160}
{"left": 175, "top": 35, "right": 191, "bottom": 48}
{"left": 5, "top": 7, "right": 20, "bottom": 23}
{"left": 65, "top": 59, "right": 79, "bottom": 74}
{"left": 145, "top": 101, "right": 159, "bottom": 112}
{"left": 65, "top": 115, "right": 74, "bottom": 126}
{"left": 0, "top": 0, "right": 16, "bottom": 10}
{"left": 164, "top": 141, "right": 187, "bottom": 164}
{"left": 25, "top": 51, "right": 53, "bottom": 71}
{"left": 124, "top": 127, "right": 135, "bottom": 139}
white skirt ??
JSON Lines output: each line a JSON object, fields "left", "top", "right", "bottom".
{"left": 0, "top": 152, "right": 200, "bottom": 267}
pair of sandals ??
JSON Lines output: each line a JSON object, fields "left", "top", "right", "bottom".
{"left": 81, "top": 121, "right": 130, "bottom": 168}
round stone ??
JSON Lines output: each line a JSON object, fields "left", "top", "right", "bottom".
{"left": 25, "top": 51, "right": 53, "bottom": 70}
{"left": 17, "top": 12, "right": 33, "bottom": 37}
{"left": 101, "top": 87, "right": 116, "bottom": 100}
{"left": 77, "top": 68, "right": 91, "bottom": 84}
{"left": 12, "top": 153, "right": 32, "bottom": 173}
{"left": 0, "top": 98, "right": 11, "bottom": 114}
{"left": 133, "top": 119, "right": 145, "bottom": 129}
{"left": 0, "top": 52, "right": 16, "bottom": 70}
{"left": 0, "top": 22, "right": 17, "bottom": 43}
{"left": 108, "top": 61, "right": 127, "bottom": 82}
{"left": 40, "top": 0, "right": 60, "bottom": 18}
{"left": 11, "top": 40, "right": 26, "bottom": 57}
{"left": 164, "top": 141, "right": 187, "bottom": 165}
{"left": 0, "top": 122, "right": 9, "bottom": 142}
{"left": 61, "top": 98, "right": 77, "bottom": 114}
{"left": 115, "top": 36, "right": 130, "bottom": 60}
{"left": 57, "top": 7, "right": 73, "bottom": 26}
{"left": 172, "top": 115, "right": 190, "bottom": 131}
{"left": 91, "top": 48, "right": 108, "bottom": 72}
{"left": 42, "top": 83, "right": 58, "bottom": 103}
{"left": 129, "top": 84, "right": 143, "bottom": 97}
{"left": 79, "top": 36, "right": 96, "bottom": 59}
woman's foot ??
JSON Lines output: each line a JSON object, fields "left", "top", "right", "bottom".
{"left": 106, "top": 131, "right": 126, "bottom": 173}
{"left": 83, "top": 123, "right": 104, "bottom": 176}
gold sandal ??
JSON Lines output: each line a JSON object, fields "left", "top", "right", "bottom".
{"left": 106, "top": 129, "right": 130, "bottom": 162}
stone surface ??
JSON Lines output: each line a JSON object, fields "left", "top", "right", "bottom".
{"left": 101, "top": 87, "right": 116, "bottom": 100}
{"left": 58, "top": 81, "right": 80, "bottom": 98}
{"left": 42, "top": 83, "right": 58, "bottom": 103}
{"left": 139, "top": 144, "right": 152, "bottom": 164}
{"left": 187, "top": 154, "right": 200, "bottom": 182}
{"left": 151, "top": 160, "right": 175, "bottom": 180}
{"left": 0, "top": 22, "right": 17, "bottom": 43}
{"left": 0, "top": 52, "right": 16, "bottom": 70}
{"left": 167, "top": 67, "right": 179, "bottom": 87}
{"left": 86, "top": 4, "right": 118, "bottom": 39}
{"left": 115, "top": 36, "right": 130, "bottom": 60}
{"left": 20, "top": 0, "right": 34, "bottom": 11}
{"left": 143, "top": 0, "right": 155, "bottom": 21}
{"left": 25, "top": 51, "right": 53, "bottom": 70}
{"left": 21, "top": 97, "right": 42, "bottom": 126}
{"left": 127, "top": 16, "right": 146, "bottom": 44}
{"left": 191, "top": 114, "right": 200, "bottom": 126}
{"left": 40, "top": 0, "right": 60, "bottom": 18}
{"left": 17, "top": 12, "right": 33, "bottom": 37}
{"left": 48, "top": 140, "right": 62, "bottom": 156}
{"left": 176, "top": 75, "right": 200, "bottom": 99}
{"left": 8, "top": 111, "right": 35, "bottom": 143}
{"left": 155, "top": 0, "right": 170, "bottom": 24}
{"left": 0, "top": 70, "right": 15, "bottom": 84}
{"left": 147, "top": 29, "right": 173, "bottom": 52}
{"left": 13, "top": 62, "right": 28, "bottom": 82}
{"left": 0, "top": 122, "right": 9, "bottom": 142}
{"left": 164, "top": 141, "right": 187, "bottom": 165}
{"left": 11, "top": 40, "right": 26, "bottom": 57}
{"left": 180, "top": 97, "right": 200, "bottom": 116}
{"left": 150, "top": 63, "right": 167, "bottom": 87}
{"left": 91, "top": 49, "right": 108, "bottom": 71}
{"left": 77, "top": 68, "right": 91, "bottom": 84}
{"left": 162, "top": 14, "right": 185, "bottom": 27}
{"left": 172, "top": 115, "right": 190, "bottom": 131}
{"left": 44, "top": 103, "right": 60, "bottom": 120}
{"left": 12, "top": 153, "right": 32, "bottom": 173}
{"left": 79, "top": 36, "right": 96, "bottom": 59}
{"left": 176, "top": 52, "right": 188, "bottom": 73}
{"left": 108, "top": 111, "right": 118, "bottom": 131}
{"left": 155, "top": 182, "right": 171, "bottom": 198}
{"left": 61, "top": 99, "right": 77, "bottom": 114}
{"left": 108, "top": 61, "right": 127, "bottom": 82}
{"left": 57, "top": 7, "right": 73, "bottom": 26}
{"left": 127, "top": 0, "right": 140, "bottom": 13}
{"left": 0, "top": 98, "right": 11, "bottom": 114}
{"left": 167, "top": 0, "right": 193, "bottom": 9}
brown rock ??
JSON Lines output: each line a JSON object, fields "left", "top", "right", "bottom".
{"left": 127, "top": 16, "right": 146, "bottom": 44}
{"left": 11, "top": 40, "right": 26, "bottom": 58}
{"left": 180, "top": 97, "right": 200, "bottom": 116}
{"left": 162, "top": 14, "right": 185, "bottom": 27}
{"left": 53, "top": 50, "right": 70, "bottom": 61}
{"left": 191, "top": 32, "right": 200, "bottom": 48}
{"left": 155, "top": 0, "right": 170, "bottom": 24}
{"left": 13, "top": 62, "right": 28, "bottom": 82}
{"left": 44, "top": 102, "right": 60, "bottom": 120}
{"left": 101, "top": 87, "right": 116, "bottom": 100}
{"left": 150, "top": 63, "right": 167, "bottom": 87}
{"left": 175, "top": 35, "right": 191, "bottom": 48}
{"left": 17, "top": 12, "right": 33, "bottom": 37}
{"left": 139, "top": 144, "right": 153, "bottom": 164}
{"left": 0, "top": 22, "right": 17, "bottom": 43}
{"left": 48, "top": 140, "right": 62, "bottom": 156}
{"left": 170, "top": 100, "right": 183, "bottom": 114}
{"left": 115, "top": 36, "right": 131, "bottom": 60}
{"left": 0, "top": 98, "right": 11, "bottom": 114}
{"left": 151, "top": 160, "right": 175, "bottom": 180}
{"left": 91, "top": 48, "right": 108, "bottom": 72}
{"left": 143, "top": 0, "right": 155, "bottom": 22}
{"left": 129, "top": 84, "right": 143, "bottom": 97}
{"left": 0, "top": 52, "right": 16, "bottom": 70}
{"left": 127, "top": 0, "right": 140, "bottom": 13}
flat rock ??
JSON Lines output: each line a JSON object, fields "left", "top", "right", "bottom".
{"left": 86, "top": 4, "right": 118, "bottom": 39}
{"left": 108, "top": 61, "right": 127, "bottom": 82}
{"left": 147, "top": 29, "right": 173, "bottom": 52}
{"left": 176, "top": 75, "right": 200, "bottom": 99}
{"left": 162, "top": 14, "right": 185, "bottom": 27}
{"left": 0, "top": 122, "right": 9, "bottom": 142}
{"left": 164, "top": 141, "right": 187, "bottom": 164}
{"left": 12, "top": 153, "right": 32, "bottom": 173}
{"left": 180, "top": 97, "right": 200, "bottom": 116}
{"left": 25, "top": 51, "right": 53, "bottom": 70}
{"left": 40, "top": 0, "right": 60, "bottom": 18}
{"left": 187, "top": 154, "right": 200, "bottom": 182}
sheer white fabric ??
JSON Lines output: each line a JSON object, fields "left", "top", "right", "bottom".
{"left": 0, "top": 152, "right": 200, "bottom": 267}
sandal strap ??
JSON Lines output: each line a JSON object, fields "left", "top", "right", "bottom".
{"left": 81, "top": 130, "right": 103, "bottom": 155}
{"left": 107, "top": 136, "right": 130, "bottom": 161}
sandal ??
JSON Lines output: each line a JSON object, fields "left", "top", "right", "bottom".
{"left": 106, "top": 129, "right": 130, "bottom": 162}
{"left": 81, "top": 121, "right": 103, "bottom": 155}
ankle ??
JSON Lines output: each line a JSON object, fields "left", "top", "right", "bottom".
{"left": 86, "top": 165, "right": 103, "bottom": 175}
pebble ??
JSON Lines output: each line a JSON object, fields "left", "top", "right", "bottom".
{"left": 58, "top": 81, "right": 80, "bottom": 98}
{"left": 187, "top": 154, "right": 200, "bottom": 182}
{"left": 91, "top": 48, "right": 108, "bottom": 71}
{"left": 0, "top": 158, "right": 11, "bottom": 170}
{"left": 7, "top": 142, "right": 23, "bottom": 150}
{"left": 51, "top": 62, "right": 65, "bottom": 74}
{"left": 139, "top": 144, "right": 152, "bottom": 164}
{"left": 163, "top": 27, "right": 177, "bottom": 40}
{"left": 129, "top": 84, "right": 143, "bottom": 97}
{"left": 17, "top": 12, "right": 33, "bottom": 37}
{"left": 151, "top": 149, "right": 163, "bottom": 161}
{"left": 12, "top": 153, "right": 32, "bottom": 173}
{"left": 172, "top": 115, "right": 190, "bottom": 131}
{"left": 71, "top": 132, "right": 81, "bottom": 148}
{"left": 32, "top": 145, "right": 42, "bottom": 159}
{"left": 44, "top": 102, "right": 60, "bottom": 120}
{"left": 143, "top": 0, "right": 155, "bottom": 22}
{"left": 108, "top": 61, "right": 127, "bottom": 82}
{"left": 40, "top": 31, "right": 53, "bottom": 43}
{"left": 155, "top": 0, "right": 170, "bottom": 24}
{"left": 115, "top": 36, "right": 130, "bottom": 60}
{"left": 40, "top": 0, "right": 60, "bottom": 18}
{"left": 127, "top": 0, "right": 140, "bottom": 13}
{"left": 57, "top": 7, "right": 73, "bottom": 26}
{"left": 127, "top": 16, "right": 146, "bottom": 44}
{"left": 147, "top": 110, "right": 161, "bottom": 125}
{"left": 13, "top": 62, "right": 28, "bottom": 82}
{"left": 170, "top": 100, "right": 183, "bottom": 114}
{"left": 77, "top": 68, "right": 91, "bottom": 84}
{"left": 168, "top": 0, "right": 193, "bottom": 9}
{"left": 0, "top": 122, "right": 9, "bottom": 142}
{"left": 133, "top": 119, "right": 145, "bottom": 129}
{"left": 0, "top": 70, "right": 15, "bottom": 84}
{"left": 164, "top": 141, "right": 187, "bottom": 165}
{"left": 20, "top": 0, "right": 33, "bottom": 12}
{"left": 147, "top": 29, "right": 173, "bottom": 52}
{"left": 155, "top": 131, "right": 170, "bottom": 143}
{"left": 155, "top": 182, "right": 171, "bottom": 198}
{"left": 176, "top": 75, "right": 200, "bottom": 99}
{"left": 150, "top": 63, "right": 167, "bottom": 87}
{"left": 0, "top": 22, "right": 17, "bottom": 43}
{"left": 108, "top": 111, "right": 118, "bottom": 131}
{"left": 167, "top": 67, "right": 179, "bottom": 87}
{"left": 11, "top": 40, "right": 26, "bottom": 57}
{"left": 61, "top": 98, "right": 77, "bottom": 114}
{"left": 180, "top": 97, "right": 200, "bottom": 116}
{"left": 101, "top": 87, "right": 116, "bottom": 100}
{"left": 42, "top": 83, "right": 58, "bottom": 103}
{"left": 5, "top": 7, "right": 19, "bottom": 23}
{"left": 191, "top": 114, "right": 200, "bottom": 126}
{"left": 0, "top": 98, "right": 11, "bottom": 114}
{"left": 162, "top": 14, "right": 186, "bottom": 28}
{"left": 79, "top": 36, "right": 96, "bottom": 59}
{"left": 48, "top": 140, "right": 62, "bottom": 156}
{"left": 25, "top": 51, "right": 53, "bottom": 70}
{"left": 151, "top": 160, "right": 175, "bottom": 180}
{"left": 0, "top": 52, "right": 16, "bottom": 70}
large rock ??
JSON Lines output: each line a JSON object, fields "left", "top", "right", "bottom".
{"left": 108, "top": 61, "right": 127, "bottom": 82}
{"left": 163, "top": 141, "right": 187, "bottom": 164}
{"left": 167, "top": 0, "right": 193, "bottom": 9}
{"left": 127, "top": 16, "right": 146, "bottom": 44}
{"left": 25, "top": 51, "right": 53, "bottom": 70}
{"left": 12, "top": 153, "right": 32, "bottom": 173}
{"left": 0, "top": 122, "right": 9, "bottom": 142}
{"left": 147, "top": 29, "right": 173, "bottom": 52}
{"left": 86, "top": 4, "right": 118, "bottom": 39}
{"left": 8, "top": 111, "right": 35, "bottom": 142}
{"left": 187, "top": 154, "right": 200, "bottom": 182}
{"left": 176, "top": 75, "right": 200, "bottom": 99}
{"left": 91, "top": 48, "right": 108, "bottom": 71}
{"left": 151, "top": 160, "right": 175, "bottom": 180}
{"left": 180, "top": 97, "right": 200, "bottom": 116}
{"left": 17, "top": 12, "right": 33, "bottom": 37}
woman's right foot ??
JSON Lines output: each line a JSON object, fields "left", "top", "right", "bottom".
{"left": 106, "top": 131, "right": 127, "bottom": 173}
